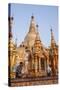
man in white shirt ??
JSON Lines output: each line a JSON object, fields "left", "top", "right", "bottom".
{"left": 47, "top": 65, "right": 51, "bottom": 76}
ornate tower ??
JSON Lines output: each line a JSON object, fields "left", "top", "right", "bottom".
{"left": 34, "top": 24, "right": 42, "bottom": 57}
{"left": 33, "top": 25, "right": 46, "bottom": 76}
{"left": 49, "top": 28, "right": 58, "bottom": 75}
{"left": 33, "top": 25, "right": 41, "bottom": 75}
{"left": 29, "top": 15, "right": 36, "bottom": 33}
{"left": 8, "top": 4, "right": 17, "bottom": 79}
{"left": 51, "top": 28, "right": 56, "bottom": 48}
{"left": 24, "top": 15, "right": 37, "bottom": 49}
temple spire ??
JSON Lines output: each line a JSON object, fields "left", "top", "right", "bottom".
{"left": 35, "top": 24, "right": 40, "bottom": 41}
{"left": 50, "top": 28, "right": 56, "bottom": 48}
{"left": 34, "top": 24, "right": 42, "bottom": 47}
{"left": 29, "top": 15, "right": 36, "bottom": 33}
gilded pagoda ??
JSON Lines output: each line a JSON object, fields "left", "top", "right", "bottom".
{"left": 8, "top": 15, "right": 58, "bottom": 79}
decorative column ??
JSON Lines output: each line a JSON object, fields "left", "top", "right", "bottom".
{"left": 45, "top": 59, "right": 47, "bottom": 73}
{"left": 24, "top": 52, "right": 29, "bottom": 75}
{"left": 55, "top": 55, "right": 58, "bottom": 75}
{"left": 35, "top": 55, "right": 38, "bottom": 75}
{"left": 39, "top": 57, "right": 41, "bottom": 72}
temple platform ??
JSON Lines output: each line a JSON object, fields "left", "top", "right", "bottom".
{"left": 9, "top": 75, "right": 58, "bottom": 86}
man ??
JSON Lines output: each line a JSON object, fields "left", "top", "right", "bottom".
{"left": 47, "top": 65, "right": 51, "bottom": 76}
{"left": 16, "top": 62, "right": 23, "bottom": 78}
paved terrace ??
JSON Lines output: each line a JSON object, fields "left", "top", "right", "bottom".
{"left": 9, "top": 75, "right": 58, "bottom": 86}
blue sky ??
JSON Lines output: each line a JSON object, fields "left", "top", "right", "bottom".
{"left": 10, "top": 3, "right": 58, "bottom": 47}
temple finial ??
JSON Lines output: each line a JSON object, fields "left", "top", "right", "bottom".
{"left": 35, "top": 24, "right": 40, "bottom": 41}
{"left": 36, "top": 24, "right": 39, "bottom": 34}
{"left": 31, "top": 13, "right": 34, "bottom": 19}
{"left": 29, "top": 15, "right": 36, "bottom": 33}
{"left": 50, "top": 28, "right": 56, "bottom": 47}
{"left": 50, "top": 28, "right": 54, "bottom": 41}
